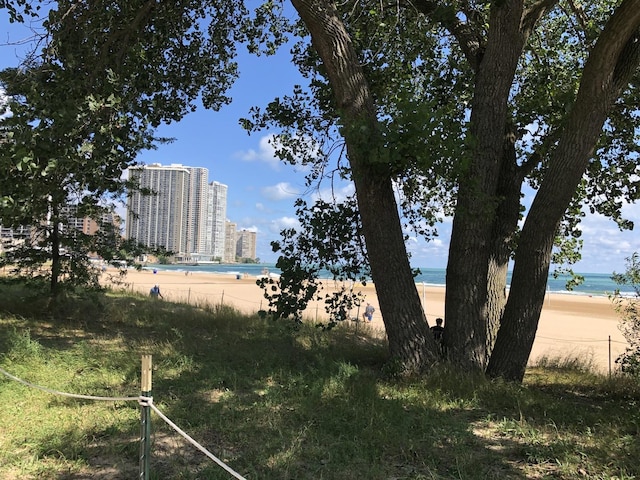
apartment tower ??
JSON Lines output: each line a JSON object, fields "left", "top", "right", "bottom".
{"left": 205, "top": 181, "right": 228, "bottom": 260}
{"left": 236, "top": 229, "right": 257, "bottom": 261}
{"left": 186, "top": 166, "right": 210, "bottom": 254}
{"left": 126, "top": 164, "right": 189, "bottom": 253}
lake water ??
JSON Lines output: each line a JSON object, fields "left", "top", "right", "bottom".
{"left": 143, "top": 264, "right": 636, "bottom": 297}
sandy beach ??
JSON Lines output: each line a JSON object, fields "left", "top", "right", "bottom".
{"left": 105, "top": 268, "right": 628, "bottom": 373}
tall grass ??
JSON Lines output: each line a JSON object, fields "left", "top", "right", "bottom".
{"left": 1, "top": 283, "right": 639, "bottom": 479}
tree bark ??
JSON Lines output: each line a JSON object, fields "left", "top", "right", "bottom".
{"left": 485, "top": 127, "right": 524, "bottom": 362}
{"left": 290, "top": 0, "right": 438, "bottom": 372}
{"left": 487, "top": 1, "right": 640, "bottom": 381}
{"left": 444, "top": 0, "right": 527, "bottom": 369}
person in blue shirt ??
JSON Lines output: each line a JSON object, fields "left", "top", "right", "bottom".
{"left": 362, "top": 303, "right": 375, "bottom": 322}
{"left": 149, "top": 285, "right": 163, "bottom": 299}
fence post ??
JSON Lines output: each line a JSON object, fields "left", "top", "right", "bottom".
{"left": 139, "top": 355, "right": 153, "bottom": 479}
{"left": 608, "top": 335, "right": 612, "bottom": 378}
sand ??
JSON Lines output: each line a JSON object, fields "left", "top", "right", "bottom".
{"left": 104, "top": 267, "right": 628, "bottom": 373}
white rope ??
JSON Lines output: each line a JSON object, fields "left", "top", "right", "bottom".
{"left": 0, "top": 366, "right": 248, "bottom": 479}
{"left": 0, "top": 366, "right": 140, "bottom": 402}
{"left": 142, "top": 396, "right": 247, "bottom": 480}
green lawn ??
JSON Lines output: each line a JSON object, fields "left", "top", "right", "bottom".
{"left": 0, "top": 282, "right": 638, "bottom": 479}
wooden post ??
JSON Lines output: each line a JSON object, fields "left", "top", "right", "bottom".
{"left": 608, "top": 336, "right": 612, "bottom": 378}
{"left": 139, "top": 355, "right": 152, "bottom": 479}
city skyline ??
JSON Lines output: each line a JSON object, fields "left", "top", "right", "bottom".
{"left": 125, "top": 163, "right": 257, "bottom": 262}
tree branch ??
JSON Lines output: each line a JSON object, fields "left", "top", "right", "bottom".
{"left": 410, "top": 0, "right": 486, "bottom": 71}
{"left": 566, "top": 0, "right": 588, "bottom": 32}
{"left": 612, "top": 29, "right": 640, "bottom": 93}
{"left": 521, "top": 0, "right": 559, "bottom": 38}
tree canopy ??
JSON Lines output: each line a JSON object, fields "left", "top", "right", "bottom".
{"left": 245, "top": 0, "right": 640, "bottom": 380}
{"left": 0, "top": 0, "right": 248, "bottom": 293}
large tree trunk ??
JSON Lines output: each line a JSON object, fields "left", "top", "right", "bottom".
{"left": 485, "top": 128, "right": 524, "bottom": 362}
{"left": 444, "top": 0, "right": 526, "bottom": 369}
{"left": 291, "top": 0, "right": 438, "bottom": 372}
{"left": 487, "top": 4, "right": 640, "bottom": 381}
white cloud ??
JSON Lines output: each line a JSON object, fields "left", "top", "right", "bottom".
{"left": 235, "top": 134, "right": 281, "bottom": 168}
{"left": 262, "top": 216, "right": 299, "bottom": 236}
{"left": 261, "top": 182, "right": 300, "bottom": 201}
{"left": 406, "top": 230, "right": 451, "bottom": 269}
{"left": 235, "top": 133, "right": 322, "bottom": 171}
{"left": 575, "top": 209, "right": 640, "bottom": 273}
{"left": 311, "top": 183, "right": 355, "bottom": 204}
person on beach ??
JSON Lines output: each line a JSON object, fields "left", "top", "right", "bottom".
{"left": 150, "top": 285, "right": 163, "bottom": 299}
{"left": 430, "top": 317, "right": 444, "bottom": 342}
{"left": 363, "top": 303, "right": 375, "bottom": 322}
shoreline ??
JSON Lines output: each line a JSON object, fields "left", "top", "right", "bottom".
{"left": 136, "top": 265, "right": 623, "bottom": 302}
{"left": 104, "top": 267, "right": 628, "bottom": 373}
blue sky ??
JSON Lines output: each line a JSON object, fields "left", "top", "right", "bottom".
{"left": 1, "top": 11, "right": 639, "bottom": 274}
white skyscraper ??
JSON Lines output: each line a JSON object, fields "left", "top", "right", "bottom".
{"left": 206, "top": 181, "right": 228, "bottom": 260}
{"left": 186, "top": 167, "right": 210, "bottom": 255}
{"left": 126, "top": 164, "right": 210, "bottom": 256}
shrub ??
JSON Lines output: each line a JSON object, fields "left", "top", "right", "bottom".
{"left": 611, "top": 253, "right": 640, "bottom": 376}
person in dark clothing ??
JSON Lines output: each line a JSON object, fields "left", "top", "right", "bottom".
{"left": 430, "top": 317, "right": 444, "bottom": 342}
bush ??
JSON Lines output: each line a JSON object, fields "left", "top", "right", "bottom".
{"left": 611, "top": 253, "right": 640, "bottom": 376}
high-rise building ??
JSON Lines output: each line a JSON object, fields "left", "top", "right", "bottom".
{"left": 0, "top": 225, "right": 32, "bottom": 251}
{"left": 62, "top": 206, "right": 120, "bottom": 236}
{"left": 126, "top": 164, "right": 192, "bottom": 254}
{"left": 126, "top": 163, "right": 231, "bottom": 259}
{"left": 206, "top": 181, "right": 228, "bottom": 260}
{"left": 236, "top": 229, "right": 257, "bottom": 261}
{"left": 223, "top": 220, "right": 237, "bottom": 263}
{"left": 186, "top": 167, "right": 210, "bottom": 255}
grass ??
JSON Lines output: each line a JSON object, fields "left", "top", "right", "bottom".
{"left": 1, "top": 281, "right": 639, "bottom": 479}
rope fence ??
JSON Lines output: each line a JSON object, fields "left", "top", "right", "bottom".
{"left": 530, "top": 334, "right": 628, "bottom": 377}
{"left": 0, "top": 357, "right": 247, "bottom": 480}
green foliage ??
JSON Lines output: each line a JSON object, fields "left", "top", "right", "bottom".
{"left": 47, "top": 0, "right": 247, "bottom": 119}
{"left": 258, "top": 198, "right": 368, "bottom": 327}
{"left": 1, "top": 0, "right": 249, "bottom": 294}
{"left": 0, "top": 0, "right": 40, "bottom": 23}
{"left": 611, "top": 252, "right": 640, "bottom": 375}
{"left": 244, "top": 1, "right": 640, "bottom": 297}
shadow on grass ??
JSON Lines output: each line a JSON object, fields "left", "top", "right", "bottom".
{"left": 1, "top": 285, "right": 638, "bottom": 479}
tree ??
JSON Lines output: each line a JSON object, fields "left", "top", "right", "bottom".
{"left": 246, "top": 0, "right": 640, "bottom": 379}
{"left": 485, "top": 1, "right": 640, "bottom": 380}
{"left": 0, "top": 56, "right": 160, "bottom": 293}
{"left": 0, "top": 0, "right": 248, "bottom": 294}
{"left": 272, "top": 0, "right": 440, "bottom": 370}
{"left": 611, "top": 252, "right": 640, "bottom": 375}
